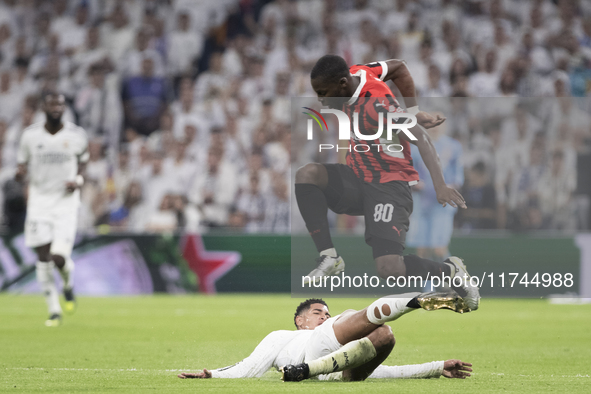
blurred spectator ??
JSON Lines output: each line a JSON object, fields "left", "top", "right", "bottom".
{"left": 121, "top": 26, "right": 165, "bottom": 77}
{"left": 574, "top": 132, "right": 591, "bottom": 230}
{"left": 180, "top": 123, "right": 206, "bottom": 167}
{"left": 146, "top": 194, "right": 179, "bottom": 233}
{"left": 189, "top": 145, "right": 238, "bottom": 227}
{"left": 227, "top": 206, "right": 247, "bottom": 231}
{"left": 458, "top": 162, "right": 497, "bottom": 230}
{"left": 538, "top": 150, "right": 576, "bottom": 230}
{"left": 194, "top": 51, "right": 228, "bottom": 101}
{"left": 75, "top": 64, "right": 123, "bottom": 143}
{"left": 122, "top": 58, "right": 168, "bottom": 136}
{"left": 264, "top": 123, "right": 290, "bottom": 174}
{"left": 72, "top": 26, "right": 113, "bottom": 87}
{"left": 31, "top": 12, "right": 52, "bottom": 54}
{"left": 168, "top": 11, "right": 203, "bottom": 78}
{"left": 108, "top": 181, "right": 144, "bottom": 231}
{"left": 171, "top": 79, "right": 202, "bottom": 140}
{"left": 246, "top": 149, "right": 272, "bottom": 195}
{"left": 112, "top": 149, "right": 133, "bottom": 206}
{"left": 53, "top": 4, "right": 88, "bottom": 55}
{"left": 468, "top": 49, "right": 500, "bottom": 97}
{"left": 262, "top": 173, "right": 290, "bottom": 233}
{"left": 237, "top": 172, "right": 266, "bottom": 232}
{"left": 407, "top": 115, "right": 463, "bottom": 261}
{"left": 101, "top": 5, "right": 135, "bottom": 66}
{"left": 0, "top": 118, "right": 25, "bottom": 233}
{"left": 0, "top": 0, "right": 589, "bottom": 236}
{"left": 12, "top": 58, "right": 37, "bottom": 99}
{"left": 421, "top": 63, "right": 451, "bottom": 97}
{"left": 240, "top": 55, "right": 272, "bottom": 99}
{"left": 140, "top": 150, "right": 176, "bottom": 220}
{"left": 163, "top": 140, "right": 197, "bottom": 195}
{"left": 3, "top": 104, "right": 36, "bottom": 170}
{"left": 507, "top": 143, "right": 546, "bottom": 230}
{"left": 0, "top": 71, "right": 20, "bottom": 124}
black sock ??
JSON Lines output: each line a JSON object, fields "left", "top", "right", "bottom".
{"left": 403, "top": 254, "right": 451, "bottom": 280}
{"left": 406, "top": 297, "right": 421, "bottom": 309}
{"left": 295, "top": 183, "right": 333, "bottom": 253}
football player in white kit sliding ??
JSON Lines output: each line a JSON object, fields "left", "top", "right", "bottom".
{"left": 15, "top": 93, "right": 89, "bottom": 327}
{"left": 178, "top": 291, "right": 473, "bottom": 382}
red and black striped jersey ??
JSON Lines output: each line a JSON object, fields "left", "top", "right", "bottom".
{"left": 342, "top": 62, "right": 419, "bottom": 184}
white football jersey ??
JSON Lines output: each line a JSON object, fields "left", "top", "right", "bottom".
{"left": 17, "top": 121, "right": 89, "bottom": 215}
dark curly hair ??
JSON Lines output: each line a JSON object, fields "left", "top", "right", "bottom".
{"left": 294, "top": 298, "right": 328, "bottom": 329}
{"left": 310, "top": 55, "right": 350, "bottom": 85}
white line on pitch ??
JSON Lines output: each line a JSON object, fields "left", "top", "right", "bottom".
{"left": 4, "top": 368, "right": 190, "bottom": 372}
{"left": 5, "top": 368, "right": 591, "bottom": 378}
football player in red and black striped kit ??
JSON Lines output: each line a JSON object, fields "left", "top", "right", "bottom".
{"left": 296, "top": 55, "right": 480, "bottom": 311}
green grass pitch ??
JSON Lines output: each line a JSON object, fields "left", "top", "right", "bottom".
{"left": 1, "top": 294, "right": 590, "bottom": 393}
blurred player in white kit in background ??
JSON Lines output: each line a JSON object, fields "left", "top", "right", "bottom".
{"left": 15, "top": 93, "right": 89, "bottom": 326}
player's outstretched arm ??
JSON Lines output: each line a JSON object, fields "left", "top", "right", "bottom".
{"left": 178, "top": 331, "right": 286, "bottom": 379}
{"left": 442, "top": 360, "right": 472, "bottom": 379}
{"left": 178, "top": 369, "right": 212, "bottom": 379}
{"left": 369, "top": 359, "right": 472, "bottom": 379}
{"left": 415, "top": 111, "right": 446, "bottom": 129}
{"left": 400, "top": 125, "right": 467, "bottom": 209}
{"left": 382, "top": 59, "right": 445, "bottom": 128}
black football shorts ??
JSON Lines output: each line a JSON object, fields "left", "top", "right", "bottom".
{"left": 323, "top": 163, "right": 414, "bottom": 258}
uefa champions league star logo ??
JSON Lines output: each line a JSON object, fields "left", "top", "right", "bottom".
{"left": 302, "top": 107, "right": 418, "bottom": 153}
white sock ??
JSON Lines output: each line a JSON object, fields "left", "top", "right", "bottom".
{"left": 320, "top": 248, "right": 337, "bottom": 258}
{"left": 366, "top": 293, "right": 420, "bottom": 325}
{"left": 308, "top": 337, "right": 377, "bottom": 377}
{"left": 36, "top": 262, "right": 62, "bottom": 315}
{"left": 58, "top": 257, "right": 75, "bottom": 290}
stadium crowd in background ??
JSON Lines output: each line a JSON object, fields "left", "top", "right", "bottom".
{"left": 0, "top": 0, "right": 590, "bottom": 235}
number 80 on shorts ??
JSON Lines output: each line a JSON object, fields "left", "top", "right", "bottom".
{"left": 374, "top": 203, "right": 394, "bottom": 222}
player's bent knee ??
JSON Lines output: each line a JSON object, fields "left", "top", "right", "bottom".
{"left": 295, "top": 163, "right": 325, "bottom": 185}
{"left": 52, "top": 254, "right": 66, "bottom": 267}
{"left": 50, "top": 240, "right": 73, "bottom": 259}
{"left": 375, "top": 255, "right": 405, "bottom": 279}
{"left": 367, "top": 325, "right": 395, "bottom": 354}
{"left": 379, "top": 325, "right": 395, "bottom": 348}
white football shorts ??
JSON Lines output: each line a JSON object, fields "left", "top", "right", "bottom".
{"left": 24, "top": 211, "right": 78, "bottom": 256}
{"left": 304, "top": 315, "right": 343, "bottom": 363}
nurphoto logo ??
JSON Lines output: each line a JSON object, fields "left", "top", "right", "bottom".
{"left": 302, "top": 106, "right": 418, "bottom": 153}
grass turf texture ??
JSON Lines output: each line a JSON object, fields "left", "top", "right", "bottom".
{"left": 1, "top": 295, "right": 590, "bottom": 393}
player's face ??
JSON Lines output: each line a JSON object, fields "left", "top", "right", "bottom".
{"left": 44, "top": 95, "right": 66, "bottom": 121}
{"left": 297, "top": 303, "right": 331, "bottom": 330}
{"left": 311, "top": 77, "right": 350, "bottom": 108}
